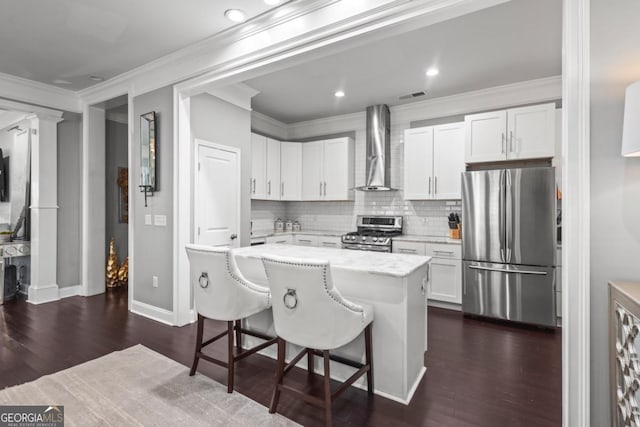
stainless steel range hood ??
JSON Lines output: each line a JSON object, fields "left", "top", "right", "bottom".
{"left": 356, "top": 105, "right": 396, "bottom": 191}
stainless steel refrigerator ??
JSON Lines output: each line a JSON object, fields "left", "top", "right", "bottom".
{"left": 461, "top": 167, "right": 557, "bottom": 327}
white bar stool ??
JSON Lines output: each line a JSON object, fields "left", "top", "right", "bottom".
{"left": 185, "top": 244, "right": 277, "bottom": 393}
{"left": 262, "top": 254, "right": 374, "bottom": 427}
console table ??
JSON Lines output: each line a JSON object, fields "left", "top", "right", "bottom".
{"left": 0, "top": 241, "right": 30, "bottom": 304}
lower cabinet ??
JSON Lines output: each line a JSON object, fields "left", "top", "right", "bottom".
{"left": 266, "top": 235, "right": 293, "bottom": 244}
{"left": 294, "top": 234, "right": 319, "bottom": 246}
{"left": 392, "top": 240, "right": 462, "bottom": 306}
{"left": 318, "top": 236, "right": 341, "bottom": 249}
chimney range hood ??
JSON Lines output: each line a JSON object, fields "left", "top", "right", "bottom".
{"left": 356, "top": 104, "right": 396, "bottom": 191}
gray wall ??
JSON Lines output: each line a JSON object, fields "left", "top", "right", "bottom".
{"left": 191, "top": 93, "right": 252, "bottom": 247}
{"left": 132, "top": 86, "right": 173, "bottom": 311}
{"left": 105, "top": 119, "right": 128, "bottom": 261}
{"left": 590, "top": 0, "right": 640, "bottom": 424}
{"left": 57, "top": 112, "right": 83, "bottom": 288}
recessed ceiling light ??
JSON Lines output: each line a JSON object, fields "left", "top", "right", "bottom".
{"left": 264, "top": 0, "right": 282, "bottom": 5}
{"left": 425, "top": 68, "right": 439, "bottom": 77}
{"left": 225, "top": 9, "right": 247, "bottom": 23}
{"left": 51, "top": 79, "right": 72, "bottom": 85}
{"left": 89, "top": 75, "right": 105, "bottom": 82}
{"left": 334, "top": 90, "right": 345, "bottom": 98}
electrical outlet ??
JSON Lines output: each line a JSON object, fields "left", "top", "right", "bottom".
{"left": 152, "top": 276, "right": 158, "bottom": 288}
{"left": 145, "top": 214, "right": 152, "bottom": 225}
{"left": 154, "top": 215, "right": 167, "bottom": 226}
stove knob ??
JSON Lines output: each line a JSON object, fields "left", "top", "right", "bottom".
{"left": 373, "top": 237, "right": 378, "bottom": 242}
{"left": 351, "top": 236, "right": 356, "bottom": 241}
{"left": 362, "top": 236, "right": 367, "bottom": 241}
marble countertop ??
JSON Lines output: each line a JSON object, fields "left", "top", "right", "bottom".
{"left": 251, "top": 230, "right": 344, "bottom": 239}
{"left": 393, "top": 234, "right": 462, "bottom": 245}
{"left": 233, "top": 244, "right": 431, "bottom": 278}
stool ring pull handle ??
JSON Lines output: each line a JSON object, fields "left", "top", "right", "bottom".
{"left": 283, "top": 289, "right": 298, "bottom": 310}
{"left": 199, "top": 272, "right": 209, "bottom": 288}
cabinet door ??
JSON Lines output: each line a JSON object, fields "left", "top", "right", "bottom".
{"left": 323, "top": 137, "right": 354, "bottom": 200}
{"left": 266, "top": 235, "right": 293, "bottom": 244}
{"left": 392, "top": 241, "right": 426, "bottom": 255}
{"left": 302, "top": 141, "right": 324, "bottom": 200}
{"left": 280, "top": 142, "right": 302, "bottom": 200}
{"left": 507, "top": 103, "right": 556, "bottom": 160}
{"left": 251, "top": 133, "right": 267, "bottom": 199}
{"left": 433, "top": 123, "right": 464, "bottom": 200}
{"left": 428, "top": 257, "right": 462, "bottom": 304}
{"left": 295, "top": 234, "right": 319, "bottom": 246}
{"left": 464, "top": 110, "right": 507, "bottom": 163}
{"left": 317, "top": 235, "right": 341, "bottom": 249}
{"left": 265, "top": 138, "right": 281, "bottom": 200}
{"left": 403, "top": 127, "right": 433, "bottom": 200}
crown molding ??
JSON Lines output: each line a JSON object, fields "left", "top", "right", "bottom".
{"left": 202, "top": 83, "right": 259, "bottom": 111}
{"left": 0, "top": 98, "right": 65, "bottom": 122}
{"left": 106, "top": 111, "right": 128, "bottom": 124}
{"left": 286, "top": 111, "right": 365, "bottom": 139}
{"left": 251, "top": 111, "right": 288, "bottom": 140}
{"left": 0, "top": 72, "right": 80, "bottom": 113}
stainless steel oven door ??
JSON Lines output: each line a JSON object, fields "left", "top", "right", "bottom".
{"left": 341, "top": 243, "right": 391, "bottom": 253}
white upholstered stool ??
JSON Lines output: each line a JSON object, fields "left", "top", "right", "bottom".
{"left": 185, "top": 244, "right": 277, "bottom": 393}
{"left": 262, "top": 254, "right": 374, "bottom": 427}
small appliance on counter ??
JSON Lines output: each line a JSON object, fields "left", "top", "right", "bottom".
{"left": 293, "top": 221, "right": 301, "bottom": 232}
{"left": 285, "top": 219, "right": 293, "bottom": 232}
{"left": 341, "top": 215, "right": 403, "bottom": 252}
{"left": 274, "top": 218, "right": 284, "bottom": 233}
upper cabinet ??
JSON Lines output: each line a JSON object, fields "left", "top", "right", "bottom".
{"left": 280, "top": 142, "right": 302, "bottom": 200}
{"left": 302, "top": 137, "right": 354, "bottom": 201}
{"left": 404, "top": 122, "right": 464, "bottom": 200}
{"left": 265, "top": 138, "right": 281, "bottom": 200}
{"left": 464, "top": 103, "right": 556, "bottom": 163}
{"left": 251, "top": 133, "right": 268, "bottom": 199}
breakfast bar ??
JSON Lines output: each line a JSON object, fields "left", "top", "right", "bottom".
{"left": 233, "top": 243, "right": 431, "bottom": 404}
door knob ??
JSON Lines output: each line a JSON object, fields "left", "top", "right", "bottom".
{"left": 230, "top": 234, "right": 237, "bottom": 240}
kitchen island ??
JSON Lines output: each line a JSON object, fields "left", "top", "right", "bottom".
{"left": 233, "top": 244, "right": 431, "bottom": 404}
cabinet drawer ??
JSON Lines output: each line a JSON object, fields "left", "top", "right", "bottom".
{"left": 392, "top": 241, "right": 426, "bottom": 255}
{"left": 295, "top": 235, "right": 319, "bottom": 246}
{"left": 425, "top": 243, "right": 461, "bottom": 259}
{"left": 318, "top": 236, "right": 341, "bottom": 248}
{"left": 266, "top": 235, "right": 293, "bottom": 244}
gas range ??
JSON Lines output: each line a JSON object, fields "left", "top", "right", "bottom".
{"left": 341, "top": 216, "right": 403, "bottom": 252}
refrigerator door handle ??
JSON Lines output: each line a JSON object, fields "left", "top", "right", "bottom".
{"left": 505, "top": 169, "right": 513, "bottom": 263}
{"left": 468, "top": 264, "right": 548, "bottom": 276}
{"left": 499, "top": 170, "right": 506, "bottom": 263}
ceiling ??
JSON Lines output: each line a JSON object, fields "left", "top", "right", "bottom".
{"left": 246, "top": 0, "right": 562, "bottom": 124}
{"left": 0, "top": 0, "right": 281, "bottom": 91}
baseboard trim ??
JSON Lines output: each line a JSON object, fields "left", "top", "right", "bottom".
{"left": 427, "top": 300, "right": 462, "bottom": 311}
{"left": 27, "top": 284, "right": 60, "bottom": 305}
{"left": 131, "top": 300, "right": 175, "bottom": 326}
{"left": 59, "top": 285, "right": 82, "bottom": 299}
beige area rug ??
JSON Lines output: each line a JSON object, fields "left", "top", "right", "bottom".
{"left": 0, "top": 345, "right": 300, "bottom": 427}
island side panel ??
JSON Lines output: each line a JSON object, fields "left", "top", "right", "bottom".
{"left": 404, "top": 264, "right": 429, "bottom": 400}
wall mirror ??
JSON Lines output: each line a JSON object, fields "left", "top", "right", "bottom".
{"left": 140, "top": 111, "right": 156, "bottom": 206}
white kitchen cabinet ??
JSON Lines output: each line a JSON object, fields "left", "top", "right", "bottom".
{"left": 425, "top": 243, "right": 462, "bottom": 305}
{"left": 301, "top": 137, "right": 354, "bottom": 201}
{"left": 392, "top": 241, "right": 426, "bottom": 255}
{"left": 280, "top": 142, "right": 302, "bottom": 200}
{"left": 251, "top": 133, "right": 267, "bottom": 199}
{"left": 403, "top": 123, "right": 464, "bottom": 200}
{"left": 295, "top": 234, "right": 319, "bottom": 246}
{"left": 265, "top": 138, "right": 281, "bottom": 200}
{"left": 317, "top": 235, "right": 341, "bottom": 249}
{"left": 266, "top": 235, "right": 293, "bottom": 244}
{"left": 464, "top": 103, "right": 556, "bottom": 163}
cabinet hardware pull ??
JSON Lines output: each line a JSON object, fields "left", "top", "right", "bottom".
{"left": 281, "top": 182, "right": 284, "bottom": 196}
{"left": 501, "top": 133, "right": 505, "bottom": 153}
{"left": 428, "top": 177, "right": 431, "bottom": 195}
{"left": 433, "top": 250, "right": 455, "bottom": 255}
{"left": 400, "top": 248, "right": 417, "bottom": 253}
{"left": 252, "top": 178, "right": 256, "bottom": 194}
{"left": 510, "top": 131, "right": 514, "bottom": 152}
{"left": 268, "top": 180, "right": 271, "bottom": 195}
{"left": 435, "top": 176, "right": 438, "bottom": 195}
{"left": 324, "top": 182, "right": 327, "bottom": 196}
{"left": 320, "top": 182, "right": 322, "bottom": 196}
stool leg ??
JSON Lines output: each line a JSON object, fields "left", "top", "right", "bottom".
{"left": 235, "top": 320, "right": 242, "bottom": 351}
{"left": 307, "top": 348, "right": 314, "bottom": 375}
{"left": 323, "top": 350, "right": 332, "bottom": 427}
{"left": 269, "top": 338, "right": 286, "bottom": 414}
{"left": 189, "top": 314, "right": 204, "bottom": 376}
{"left": 365, "top": 323, "right": 374, "bottom": 394}
{"left": 227, "top": 321, "right": 234, "bottom": 393}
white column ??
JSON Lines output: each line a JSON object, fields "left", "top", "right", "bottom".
{"left": 28, "top": 114, "right": 63, "bottom": 304}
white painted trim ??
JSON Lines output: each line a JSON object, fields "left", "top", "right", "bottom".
{"left": 0, "top": 99, "right": 64, "bottom": 121}
{"left": 27, "top": 284, "right": 60, "bottom": 305}
{"left": 59, "top": 285, "right": 82, "bottom": 299}
{"left": 131, "top": 299, "right": 175, "bottom": 326}
{"left": 201, "top": 83, "right": 259, "bottom": 111}
{"left": 250, "top": 111, "right": 288, "bottom": 140}
{"left": 0, "top": 72, "right": 81, "bottom": 113}
{"left": 128, "top": 90, "right": 135, "bottom": 312}
{"left": 562, "top": 0, "right": 590, "bottom": 425}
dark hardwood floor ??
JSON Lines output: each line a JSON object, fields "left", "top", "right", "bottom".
{"left": 0, "top": 289, "right": 561, "bottom": 426}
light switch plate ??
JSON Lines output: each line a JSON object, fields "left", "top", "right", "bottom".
{"left": 154, "top": 215, "right": 167, "bottom": 226}
{"left": 144, "top": 214, "right": 152, "bottom": 225}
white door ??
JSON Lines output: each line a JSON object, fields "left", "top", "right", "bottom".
{"left": 433, "top": 123, "right": 464, "bottom": 200}
{"left": 506, "top": 103, "right": 556, "bottom": 160}
{"left": 195, "top": 141, "right": 240, "bottom": 247}
{"left": 301, "top": 141, "right": 324, "bottom": 200}
{"left": 323, "top": 138, "right": 350, "bottom": 200}
{"left": 464, "top": 110, "right": 507, "bottom": 163}
{"left": 266, "top": 138, "right": 281, "bottom": 200}
{"left": 403, "top": 127, "right": 433, "bottom": 200}
{"left": 280, "top": 142, "right": 302, "bottom": 200}
{"left": 251, "top": 133, "right": 267, "bottom": 199}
